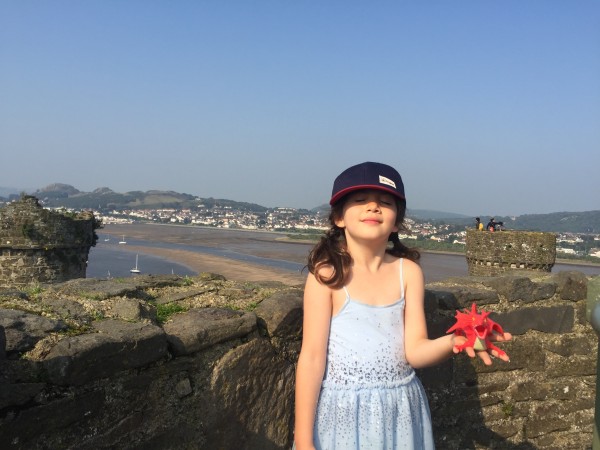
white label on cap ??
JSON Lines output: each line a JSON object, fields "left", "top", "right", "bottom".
{"left": 379, "top": 175, "right": 396, "bottom": 189}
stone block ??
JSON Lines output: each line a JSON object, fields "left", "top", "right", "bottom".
{"left": 426, "top": 286, "right": 499, "bottom": 310}
{"left": 0, "top": 358, "right": 44, "bottom": 385}
{"left": 425, "top": 288, "right": 459, "bottom": 310}
{"left": 548, "top": 378, "right": 585, "bottom": 401}
{"left": 525, "top": 418, "right": 571, "bottom": 439}
{"left": 155, "top": 287, "right": 212, "bottom": 304}
{"left": 532, "top": 281, "right": 557, "bottom": 300}
{"left": 543, "top": 334, "right": 595, "bottom": 357}
{"left": 481, "top": 276, "right": 555, "bottom": 303}
{"left": 553, "top": 270, "right": 588, "bottom": 301}
{"left": 0, "top": 382, "right": 45, "bottom": 410}
{"left": 43, "top": 320, "right": 167, "bottom": 385}
{"left": 425, "top": 315, "right": 455, "bottom": 340}
{"left": 510, "top": 380, "right": 550, "bottom": 402}
{"left": 254, "top": 289, "right": 303, "bottom": 339}
{"left": 454, "top": 338, "right": 545, "bottom": 379}
{"left": 0, "top": 308, "right": 68, "bottom": 357}
{"left": 175, "top": 378, "right": 193, "bottom": 398}
{"left": 40, "top": 296, "right": 88, "bottom": 321}
{"left": 423, "top": 289, "right": 441, "bottom": 312}
{"left": 535, "top": 429, "right": 594, "bottom": 450}
{"left": 0, "top": 389, "right": 105, "bottom": 447}
{"left": 475, "top": 377, "right": 510, "bottom": 395}
{"left": 208, "top": 339, "right": 295, "bottom": 449}
{"left": 163, "top": 307, "right": 256, "bottom": 356}
{"left": 484, "top": 420, "right": 522, "bottom": 439}
{"left": 478, "top": 391, "right": 504, "bottom": 407}
{"left": 109, "top": 297, "right": 154, "bottom": 321}
{"left": 483, "top": 276, "right": 537, "bottom": 302}
{"left": 492, "top": 305, "right": 574, "bottom": 335}
{"left": 431, "top": 396, "right": 483, "bottom": 422}
{"left": 417, "top": 359, "right": 454, "bottom": 389}
{"left": 512, "top": 401, "right": 533, "bottom": 419}
{"left": 546, "top": 353, "right": 597, "bottom": 378}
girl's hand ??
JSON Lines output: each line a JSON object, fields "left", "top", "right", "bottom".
{"left": 452, "top": 332, "right": 512, "bottom": 365}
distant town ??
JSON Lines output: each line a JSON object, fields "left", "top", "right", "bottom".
{"left": 58, "top": 203, "right": 600, "bottom": 262}
{"left": 1, "top": 191, "right": 599, "bottom": 262}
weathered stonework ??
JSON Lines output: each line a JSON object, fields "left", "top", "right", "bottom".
{"left": 0, "top": 271, "right": 596, "bottom": 449}
{"left": 466, "top": 229, "right": 557, "bottom": 276}
{"left": 0, "top": 196, "right": 99, "bottom": 287}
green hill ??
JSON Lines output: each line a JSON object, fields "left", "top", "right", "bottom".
{"left": 3, "top": 183, "right": 597, "bottom": 234}
{"left": 30, "top": 184, "right": 268, "bottom": 212}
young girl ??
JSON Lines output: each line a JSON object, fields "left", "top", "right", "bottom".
{"left": 294, "top": 162, "right": 511, "bottom": 450}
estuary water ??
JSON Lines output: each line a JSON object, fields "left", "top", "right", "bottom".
{"left": 86, "top": 226, "right": 600, "bottom": 281}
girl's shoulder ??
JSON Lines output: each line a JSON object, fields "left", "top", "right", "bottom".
{"left": 307, "top": 266, "right": 347, "bottom": 301}
{"left": 385, "top": 254, "right": 419, "bottom": 269}
{"left": 393, "top": 256, "right": 423, "bottom": 279}
{"left": 304, "top": 269, "right": 340, "bottom": 307}
{"left": 400, "top": 256, "right": 420, "bottom": 269}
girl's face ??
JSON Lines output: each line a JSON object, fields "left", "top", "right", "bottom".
{"left": 334, "top": 189, "right": 399, "bottom": 242}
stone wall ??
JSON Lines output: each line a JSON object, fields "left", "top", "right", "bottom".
{"left": 0, "top": 196, "right": 99, "bottom": 287}
{"left": 0, "top": 271, "right": 596, "bottom": 449}
{"left": 466, "top": 229, "right": 557, "bottom": 276}
{"left": 422, "top": 271, "right": 595, "bottom": 449}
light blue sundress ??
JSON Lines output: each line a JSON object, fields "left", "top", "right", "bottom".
{"left": 314, "top": 259, "right": 434, "bottom": 449}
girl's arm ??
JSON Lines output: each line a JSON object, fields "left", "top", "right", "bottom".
{"left": 403, "top": 259, "right": 455, "bottom": 368}
{"left": 403, "top": 259, "right": 511, "bottom": 368}
{"left": 294, "top": 272, "right": 332, "bottom": 450}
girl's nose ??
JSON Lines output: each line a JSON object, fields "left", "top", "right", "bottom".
{"left": 366, "top": 200, "right": 381, "bottom": 211}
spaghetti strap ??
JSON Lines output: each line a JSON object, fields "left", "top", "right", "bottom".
{"left": 342, "top": 286, "right": 350, "bottom": 298}
{"left": 399, "top": 258, "right": 405, "bottom": 299}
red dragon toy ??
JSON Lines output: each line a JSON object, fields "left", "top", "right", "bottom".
{"left": 447, "top": 303, "right": 508, "bottom": 359}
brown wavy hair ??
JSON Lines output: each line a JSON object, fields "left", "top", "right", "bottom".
{"left": 306, "top": 196, "right": 420, "bottom": 289}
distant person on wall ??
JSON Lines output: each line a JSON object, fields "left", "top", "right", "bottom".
{"left": 487, "top": 217, "right": 496, "bottom": 232}
{"left": 475, "top": 217, "right": 484, "bottom": 231}
{"left": 293, "top": 161, "right": 512, "bottom": 450}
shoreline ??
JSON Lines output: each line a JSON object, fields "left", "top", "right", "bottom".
{"left": 114, "top": 244, "right": 307, "bottom": 286}
{"left": 101, "top": 223, "right": 308, "bottom": 285}
{"left": 100, "top": 223, "right": 600, "bottom": 283}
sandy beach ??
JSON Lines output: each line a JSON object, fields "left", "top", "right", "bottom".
{"left": 103, "top": 223, "right": 308, "bottom": 286}
{"left": 101, "top": 223, "right": 600, "bottom": 285}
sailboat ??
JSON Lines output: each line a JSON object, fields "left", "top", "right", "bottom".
{"left": 130, "top": 254, "right": 140, "bottom": 274}
{"left": 118, "top": 235, "right": 127, "bottom": 244}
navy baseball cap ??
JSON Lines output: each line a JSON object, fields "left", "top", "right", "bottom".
{"left": 330, "top": 162, "right": 405, "bottom": 205}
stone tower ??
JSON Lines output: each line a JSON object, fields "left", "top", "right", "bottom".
{"left": 465, "top": 229, "right": 556, "bottom": 276}
{"left": 0, "top": 195, "right": 100, "bottom": 287}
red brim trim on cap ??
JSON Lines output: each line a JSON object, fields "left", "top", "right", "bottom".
{"left": 329, "top": 185, "right": 405, "bottom": 205}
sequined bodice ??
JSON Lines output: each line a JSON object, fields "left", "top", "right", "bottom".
{"left": 322, "top": 296, "right": 414, "bottom": 388}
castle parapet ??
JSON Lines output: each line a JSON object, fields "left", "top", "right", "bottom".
{"left": 465, "top": 229, "right": 556, "bottom": 276}
{"left": 0, "top": 196, "right": 99, "bottom": 287}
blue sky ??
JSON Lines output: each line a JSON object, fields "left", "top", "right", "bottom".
{"left": 2, "top": 1, "right": 599, "bottom": 217}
